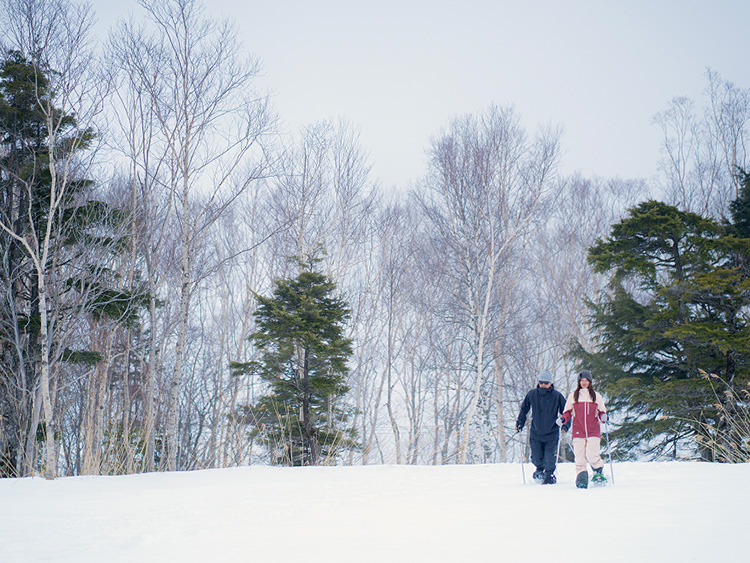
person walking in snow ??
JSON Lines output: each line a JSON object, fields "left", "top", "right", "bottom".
{"left": 557, "top": 369, "right": 608, "bottom": 489}
{"left": 516, "top": 370, "right": 568, "bottom": 484}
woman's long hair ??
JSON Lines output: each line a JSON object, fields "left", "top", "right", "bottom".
{"left": 573, "top": 379, "right": 597, "bottom": 403}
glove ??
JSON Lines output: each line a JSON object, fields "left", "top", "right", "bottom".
{"left": 515, "top": 423, "right": 523, "bottom": 432}
{"left": 556, "top": 415, "right": 565, "bottom": 427}
{"left": 600, "top": 412, "right": 609, "bottom": 423}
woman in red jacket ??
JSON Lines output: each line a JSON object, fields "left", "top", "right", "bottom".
{"left": 558, "top": 370, "right": 608, "bottom": 488}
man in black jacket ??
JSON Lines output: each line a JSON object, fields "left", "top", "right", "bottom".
{"left": 516, "top": 370, "right": 568, "bottom": 484}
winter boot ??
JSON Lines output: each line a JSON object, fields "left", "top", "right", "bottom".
{"left": 542, "top": 472, "right": 557, "bottom": 485}
{"left": 533, "top": 468, "right": 545, "bottom": 482}
{"left": 592, "top": 466, "right": 607, "bottom": 485}
{"left": 575, "top": 471, "right": 589, "bottom": 489}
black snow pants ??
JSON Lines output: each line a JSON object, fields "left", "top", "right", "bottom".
{"left": 530, "top": 434, "right": 559, "bottom": 476}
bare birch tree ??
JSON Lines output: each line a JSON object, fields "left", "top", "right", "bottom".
{"left": 265, "top": 120, "right": 375, "bottom": 277}
{"left": 353, "top": 200, "right": 422, "bottom": 464}
{"left": 419, "top": 105, "right": 560, "bottom": 464}
{"left": 653, "top": 69, "right": 749, "bottom": 218}
{"left": 705, "top": 69, "right": 749, "bottom": 204}
{"left": 108, "top": 16, "right": 180, "bottom": 472}
{"left": 112, "top": 0, "right": 273, "bottom": 471}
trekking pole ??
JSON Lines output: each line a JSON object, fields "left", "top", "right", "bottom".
{"left": 605, "top": 421, "right": 615, "bottom": 485}
{"left": 511, "top": 428, "right": 525, "bottom": 484}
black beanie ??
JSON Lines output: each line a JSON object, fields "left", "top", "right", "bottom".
{"left": 578, "top": 370, "right": 593, "bottom": 383}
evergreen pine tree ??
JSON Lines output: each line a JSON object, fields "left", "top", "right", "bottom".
{"left": 232, "top": 258, "right": 357, "bottom": 465}
{"left": 578, "top": 200, "right": 750, "bottom": 460}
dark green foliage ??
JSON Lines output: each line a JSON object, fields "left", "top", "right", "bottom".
{"left": 61, "top": 348, "right": 104, "bottom": 366}
{"left": 579, "top": 200, "right": 750, "bottom": 460}
{"left": 0, "top": 50, "right": 48, "bottom": 153}
{"left": 0, "top": 51, "right": 146, "bottom": 476}
{"left": 728, "top": 169, "right": 750, "bottom": 238}
{"left": 233, "top": 260, "right": 358, "bottom": 465}
{"left": 0, "top": 49, "right": 146, "bottom": 329}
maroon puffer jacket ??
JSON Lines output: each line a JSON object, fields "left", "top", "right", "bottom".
{"left": 560, "top": 388, "right": 607, "bottom": 439}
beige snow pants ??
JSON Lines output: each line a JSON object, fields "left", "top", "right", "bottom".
{"left": 572, "top": 436, "right": 604, "bottom": 474}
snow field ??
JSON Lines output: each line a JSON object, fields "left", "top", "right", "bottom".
{"left": 0, "top": 461, "right": 746, "bottom": 562}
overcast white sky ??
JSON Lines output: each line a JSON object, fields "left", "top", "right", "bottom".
{"left": 90, "top": 0, "right": 750, "bottom": 190}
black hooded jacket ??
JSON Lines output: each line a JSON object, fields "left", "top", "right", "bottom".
{"left": 516, "top": 384, "right": 567, "bottom": 440}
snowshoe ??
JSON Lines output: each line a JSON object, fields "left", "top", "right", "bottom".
{"left": 542, "top": 473, "right": 557, "bottom": 485}
{"left": 575, "top": 471, "right": 589, "bottom": 489}
{"left": 592, "top": 467, "right": 607, "bottom": 486}
{"left": 532, "top": 468, "right": 545, "bottom": 482}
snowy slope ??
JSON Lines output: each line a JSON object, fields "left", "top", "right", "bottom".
{"left": 0, "top": 462, "right": 746, "bottom": 562}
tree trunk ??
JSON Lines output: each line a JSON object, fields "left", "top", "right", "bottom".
{"left": 459, "top": 305, "right": 489, "bottom": 463}
{"left": 386, "top": 293, "right": 401, "bottom": 464}
{"left": 22, "top": 383, "right": 42, "bottom": 476}
{"left": 166, "top": 271, "right": 190, "bottom": 471}
{"left": 301, "top": 345, "right": 318, "bottom": 465}
{"left": 145, "top": 272, "right": 158, "bottom": 471}
{"left": 493, "top": 338, "right": 506, "bottom": 462}
{"left": 37, "top": 289, "right": 55, "bottom": 479}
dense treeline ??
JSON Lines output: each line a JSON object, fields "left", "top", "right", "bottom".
{"left": 0, "top": 0, "right": 747, "bottom": 477}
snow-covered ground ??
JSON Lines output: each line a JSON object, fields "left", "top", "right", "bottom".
{"left": 0, "top": 461, "right": 746, "bottom": 562}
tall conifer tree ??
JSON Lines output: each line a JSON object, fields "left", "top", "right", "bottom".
{"left": 233, "top": 258, "right": 357, "bottom": 465}
{"left": 578, "top": 200, "right": 750, "bottom": 460}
